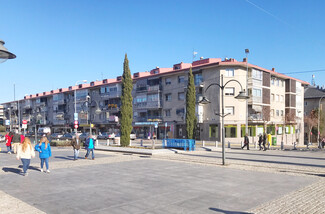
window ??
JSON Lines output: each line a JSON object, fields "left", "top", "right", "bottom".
{"left": 271, "top": 109, "right": 274, "bottom": 116}
{"left": 165, "top": 109, "right": 171, "bottom": 117}
{"left": 147, "top": 94, "right": 158, "bottom": 102}
{"left": 176, "top": 108, "right": 185, "bottom": 116}
{"left": 194, "top": 73, "right": 203, "bottom": 86}
{"left": 178, "top": 92, "right": 185, "bottom": 101}
{"left": 225, "top": 106, "right": 234, "bottom": 115}
{"left": 281, "top": 110, "right": 284, "bottom": 116}
{"left": 209, "top": 125, "right": 218, "bottom": 138}
{"left": 281, "top": 80, "right": 285, "bottom": 87}
{"left": 225, "top": 87, "right": 234, "bottom": 96}
{"left": 252, "top": 69, "right": 262, "bottom": 80}
{"left": 276, "top": 95, "right": 279, "bottom": 102}
{"left": 280, "top": 95, "right": 284, "bottom": 102}
{"left": 178, "top": 76, "right": 185, "bottom": 83}
{"left": 225, "top": 125, "right": 237, "bottom": 138}
{"left": 271, "top": 94, "right": 275, "bottom": 101}
{"left": 276, "top": 79, "right": 279, "bottom": 86}
{"left": 100, "top": 87, "right": 106, "bottom": 94}
{"left": 136, "top": 95, "right": 147, "bottom": 103}
{"left": 271, "top": 78, "right": 275, "bottom": 85}
{"left": 252, "top": 88, "right": 262, "bottom": 97}
{"left": 165, "top": 78, "right": 171, "bottom": 85}
{"left": 276, "top": 110, "right": 279, "bottom": 116}
{"left": 225, "top": 69, "right": 234, "bottom": 77}
{"left": 165, "top": 94, "right": 172, "bottom": 101}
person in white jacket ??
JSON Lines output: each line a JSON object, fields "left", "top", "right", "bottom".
{"left": 16, "top": 137, "right": 35, "bottom": 176}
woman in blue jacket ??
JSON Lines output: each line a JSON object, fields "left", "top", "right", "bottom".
{"left": 35, "top": 136, "right": 52, "bottom": 173}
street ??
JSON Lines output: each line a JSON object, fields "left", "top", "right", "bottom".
{"left": 0, "top": 143, "right": 324, "bottom": 213}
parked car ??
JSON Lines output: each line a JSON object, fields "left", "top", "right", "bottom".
{"left": 79, "top": 133, "right": 89, "bottom": 142}
{"left": 97, "top": 132, "right": 110, "bottom": 140}
{"left": 51, "top": 133, "right": 63, "bottom": 139}
{"left": 113, "top": 132, "right": 136, "bottom": 140}
{"left": 61, "top": 133, "right": 75, "bottom": 140}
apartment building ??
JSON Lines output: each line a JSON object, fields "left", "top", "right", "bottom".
{"left": 1, "top": 57, "right": 308, "bottom": 145}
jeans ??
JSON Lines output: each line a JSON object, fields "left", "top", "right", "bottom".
{"left": 85, "top": 149, "right": 95, "bottom": 159}
{"left": 21, "top": 158, "right": 31, "bottom": 173}
{"left": 74, "top": 149, "right": 79, "bottom": 159}
{"left": 40, "top": 158, "right": 49, "bottom": 170}
{"left": 6, "top": 146, "right": 11, "bottom": 152}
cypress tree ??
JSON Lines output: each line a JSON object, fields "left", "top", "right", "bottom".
{"left": 120, "top": 54, "right": 133, "bottom": 146}
{"left": 186, "top": 67, "right": 196, "bottom": 139}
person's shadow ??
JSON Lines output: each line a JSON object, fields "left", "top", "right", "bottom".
{"left": 2, "top": 165, "right": 41, "bottom": 174}
{"left": 209, "top": 208, "right": 252, "bottom": 214}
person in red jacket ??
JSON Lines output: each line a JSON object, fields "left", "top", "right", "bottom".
{"left": 5, "top": 132, "right": 12, "bottom": 154}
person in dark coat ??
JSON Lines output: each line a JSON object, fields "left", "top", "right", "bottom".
{"left": 258, "top": 134, "right": 263, "bottom": 150}
{"left": 71, "top": 134, "right": 81, "bottom": 160}
{"left": 262, "top": 133, "right": 267, "bottom": 151}
{"left": 242, "top": 133, "right": 249, "bottom": 150}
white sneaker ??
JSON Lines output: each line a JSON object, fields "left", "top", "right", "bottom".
{"left": 8, "top": 151, "right": 11, "bottom": 154}
{"left": 46, "top": 170, "right": 50, "bottom": 173}
{"left": 40, "top": 169, "right": 43, "bottom": 172}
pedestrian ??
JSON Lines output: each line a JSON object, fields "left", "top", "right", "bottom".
{"left": 263, "top": 133, "right": 267, "bottom": 151}
{"left": 71, "top": 134, "right": 81, "bottom": 160}
{"left": 35, "top": 136, "right": 52, "bottom": 173}
{"left": 85, "top": 134, "right": 95, "bottom": 160}
{"left": 16, "top": 137, "right": 35, "bottom": 176}
{"left": 5, "top": 132, "right": 12, "bottom": 154}
{"left": 242, "top": 133, "right": 250, "bottom": 150}
{"left": 11, "top": 130, "right": 22, "bottom": 154}
{"left": 321, "top": 137, "right": 325, "bottom": 149}
{"left": 258, "top": 134, "right": 263, "bottom": 150}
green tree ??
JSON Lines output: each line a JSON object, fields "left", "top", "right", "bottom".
{"left": 120, "top": 54, "right": 133, "bottom": 146}
{"left": 185, "top": 67, "right": 196, "bottom": 139}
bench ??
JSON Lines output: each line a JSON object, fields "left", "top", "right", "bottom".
{"left": 162, "top": 139, "right": 196, "bottom": 151}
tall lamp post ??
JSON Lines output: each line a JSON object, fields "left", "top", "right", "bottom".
{"left": 0, "top": 40, "right": 16, "bottom": 63}
{"left": 317, "top": 95, "right": 325, "bottom": 148}
{"left": 199, "top": 74, "right": 249, "bottom": 165}
{"left": 74, "top": 80, "right": 87, "bottom": 133}
{"left": 245, "top": 49, "right": 249, "bottom": 137}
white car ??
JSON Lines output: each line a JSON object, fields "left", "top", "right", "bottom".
{"left": 0, "top": 134, "right": 5, "bottom": 142}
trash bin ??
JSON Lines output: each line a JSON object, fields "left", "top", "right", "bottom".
{"left": 272, "top": 137, "right": 277, "bottom": 146}
{"left": 114, "top": 137, "right": 120, "bottom": 145}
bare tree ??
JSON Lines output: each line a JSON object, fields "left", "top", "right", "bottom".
{"left": 304, "top": 110, "right": 318, "bottom": 144}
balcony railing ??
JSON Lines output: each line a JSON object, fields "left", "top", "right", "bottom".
{"left": 134, "top": 101, "right": 161, "bottom": 109}
{"left": 249, "top": 113, "right": 263, "bottom": 121}
{"left": 100, "top": 91, "right": 122, "bottom": 98}
{"left": 134, "top": 116, "right": 162, "bottom": 122}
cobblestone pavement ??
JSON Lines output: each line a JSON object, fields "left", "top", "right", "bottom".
{"left": 0, "top": 144, "right": 324, "bottom": 213}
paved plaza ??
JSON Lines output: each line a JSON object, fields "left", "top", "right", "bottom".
{"left": 0, "top": 142, "right": 325, "bottom": 214}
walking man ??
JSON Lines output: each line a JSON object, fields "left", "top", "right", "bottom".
{"left": 242, "top": 133, "right": 249, "bottom": 150}
{"left": 71, "top": 134, "right": 81, "bottom": 160}
{"left": 263, "top": 133, "right": 267, "bottom": 151}
{"left": 85, "top": 134, "right": 95, "bottom": 160}
{"left": 258, "top": 134, "right": 263, "bottom": 150}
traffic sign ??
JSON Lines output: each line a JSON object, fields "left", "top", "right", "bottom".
{"left": 74, "top": 124, "right": 78, "bottom": 129}
{"left": 22, "top": 120, "right": 27, "bottom": 124}
{"left": 74, "top": 120, "right": 78, "bottom": 125}
{"left": 5, "top": 120, "right": 10, "bottom": 125}
{"left": 74, "top": 113, "right": 78, "bottom": 121}
{"left": 22, "top": 124, "right": 27, "bottom": 129}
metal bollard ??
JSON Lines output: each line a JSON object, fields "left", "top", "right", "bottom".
{"left": 281, "top": 141, "right": 284, "bottom": 150}
{"left": 140, "top": 139, "right": 143, "bottom": 147}
{"left": 96, "top": 139, "right": 99, "bottom": 147}
{"left": 293, "top": 142, "right": 297, "bottom": 150}
{"left": 106, "top": 139, "right": 109, "bottom": 146}
{"left": 202, "top": 140, "right": 205, "bottom": 147}
{"left": 130, "top": 140, "right": 132, "bottom": 147}
{"left": 228, "top": 141, "right": 231, "bottom": 148}
{"left": 255, "top": 141, "right": 257, "bottom": 149}
{"left": 215, "top": 141, "right": 218, "bottom": 148}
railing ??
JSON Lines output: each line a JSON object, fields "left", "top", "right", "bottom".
{"left": 147, "top": 85, "right": 161, "bottom": 92}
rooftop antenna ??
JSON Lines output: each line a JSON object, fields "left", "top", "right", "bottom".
{"left": 193, "top": 49, "right": 198, "bottom": 62}
{"left": 312, "top": 74, "right": 316, "bottom": 86}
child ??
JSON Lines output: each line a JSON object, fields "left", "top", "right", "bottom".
{"left": 35, "top": 136, "right": 52, "bottom": 173}
{"left": 5, "top": 132, "right": 12, "bottom": 154}
{"left": 16, "top": 137, "right": 35, "bottom": 176}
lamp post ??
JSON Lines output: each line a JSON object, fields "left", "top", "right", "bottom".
{"left": 199, "top": 74, "right": 249, "bottom": 165}
{"left": 7, "top": 108, "right": 12, "bottom": 131}
{"left": 245, "top": 49, "right": 249, "bottom": 137}
{"left": 317, "top": 95, "right": 325, "bottom": 148}
{"left": 74, "top": 80, "right": 87, "bottom": 133}
{"left": 0, "top": 40, "right": 16, "bottom": 63}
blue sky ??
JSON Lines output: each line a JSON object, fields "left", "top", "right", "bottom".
{"left": 1, "top": 0, "right": 325, "bottom": 103}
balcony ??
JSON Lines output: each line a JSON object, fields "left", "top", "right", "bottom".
{"left": 134, "top": 116, "right": 162, "bottom": 122}
{"left": 249, "top": 113, "right": 263, "bottom": 121}
{"left": 147, "top": 85, "right": 162, "bottom": 92}
{"left": 134, "top": 101, "right": 162, "bottom": 109}
{"left": 100, "top": 91, "right": 122, "bottom": 99}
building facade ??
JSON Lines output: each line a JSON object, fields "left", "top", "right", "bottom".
{"left": 1, "top": 57, "right": 308, "bottom": 145}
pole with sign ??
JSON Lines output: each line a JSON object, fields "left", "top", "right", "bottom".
{"left": 22, "top": 120, "right": 27, "bottom": 135}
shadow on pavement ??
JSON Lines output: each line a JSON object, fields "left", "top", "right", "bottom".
{"left": 54, "top": 156, "right": 75, "bottom": 160}
{"left": 209, "top": 207, "right": 252, "bottom": 214}
{"left": 2, "top": 167, "right": 21, "bottom": 174}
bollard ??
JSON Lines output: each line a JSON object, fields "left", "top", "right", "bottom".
{"left": 281, "top": 141, "right": 284, "bottom": 150}
{"left": 140, "top": 139, "right": 143, "bottom": 147}
{"left": 215, "top": 141, "right": 218, "bottom": 148}
{"left": 255, "top": 141, "right": 257, "bottom": 149}
{"left": 106, "top": 139, "right": 109, "bottom": 146}
{"left": 130, "top": 140, "right": 132, "bottom": 147}
{"left": 228, "top": 141, "right": 231, "bottom": 148}
{"left": 293, "top": 142, "right": 297, "bottom": 150}
{"left": 202, "top": 140, "right": 205, "bottom": 147}
{"left": 152, "top": 139, "right": 155, "bottom": 150}
{"left": 96, "top": 139, "right": 99, "bottom": 147}
{"left": 241, "top": 141, "right": 243, "bottom": 148}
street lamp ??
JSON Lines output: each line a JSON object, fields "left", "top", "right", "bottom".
{"left": 0, "top": 40, "right": 16, "bottom": 63}
{"left": 74, "top": 80, "right": 87, "bottom": 133}
{"left": 245, "top": 49, "right": 249, "bottom": 137}
{"left": 317, "top": 95, "right": 325, "bottom": 148}
{"left": 199, "top": 74, "right": 249, "bottom": 165}
{"left": 7, "top": 108, "right": 12, "bottom": 131}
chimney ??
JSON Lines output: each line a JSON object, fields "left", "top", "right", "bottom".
{"left": 243, "top": 58, "right": 247, "bottom": 62}
{"left": 200, "top": 57, "right": 204, "bottom": 60}
{"left": 272, "top": 68, "right": 275, "bottom": 72}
